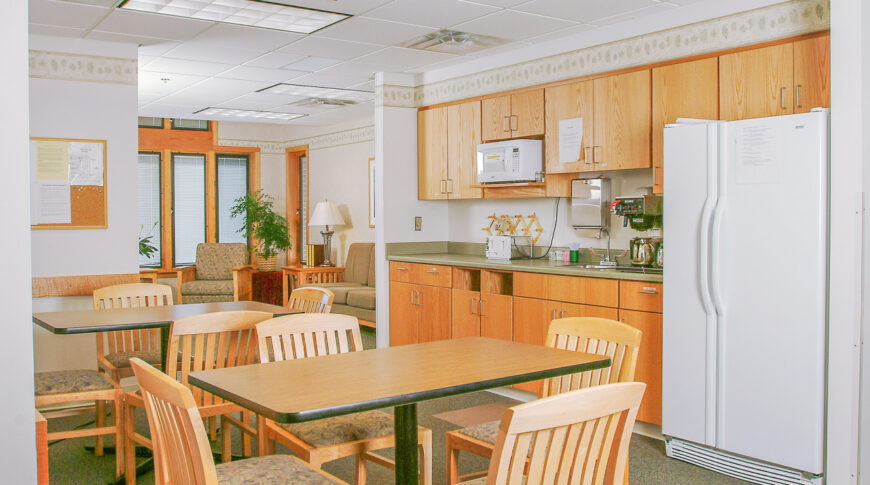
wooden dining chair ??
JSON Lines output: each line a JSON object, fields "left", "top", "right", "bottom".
{"left": 255, "top": 313, "right": 433, "bottom": 485}
{"left": 124, "top": 310, "right": 273, "bottom": 485}
{"left": 446, "top": 317, "right": 643, "bottom": 484}
{"left": 128, "top": 358, "right": 348, "bottom": 485}
{"left": 457, "top": 382, "right": 646, "bottom": 485}
{"left": 287, "top": 286, "right": 335, "bottom": 313}
{"left": 93, "top": 283, "right": 174, "bottom": 385}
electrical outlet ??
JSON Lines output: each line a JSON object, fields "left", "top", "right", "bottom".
{"left": 414, "top": 216, "right": 422, "bottom": 231}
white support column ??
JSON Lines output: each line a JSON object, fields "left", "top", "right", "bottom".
{"left": 0, "top": 2, "right": 36, "bottom": 482}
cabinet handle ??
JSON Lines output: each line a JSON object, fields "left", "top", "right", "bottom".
{"left": 510, "top": 115, "right": 518, "bottom": 131}
{"left": 410, "top": 290, "right": 416, "bottom": 305}
{"left": 595, "top": 146, "right": 605, "bottom": 166}
{"left": 584, "top": 146, "right": 592, "bottom": 164}
{"left": 395, "top": 267, "right": 408, "bottom": 271}
{"left": 446, "top": 179, "right": 453, "bottom": 193}
{"left": 440, "top": 179, "right": 446, "bottom": 194}
{"left": 781, "top": 87, "right": 787, "bottom": 110}
{"left": 796, "top": 85, "right": 802, "bottom": 108}
{"left": 425, "top": 269, "right": 439, "bottom": 274}
{"left": 639, "top": 287, "right": 659, "bottom": 294}
{"left": 503, "top": 116, "right": 509, "bottom": 133}
{"left": 471, "top": 298, "right": 476, "bottom": 315}
{"left": 561, "top": 310, "right": 566, "bottom": 318}
{"left": 552, "top": 309, "right": 557, "bottom": 320}
{"left": 479, "top": 299, "right": 485, "bottom": 317}
{"left": 418, "top": 291, "right": 423, "bottom": 306}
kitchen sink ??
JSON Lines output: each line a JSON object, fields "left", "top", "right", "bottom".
{"left": 558, "top": 263, "right": 663, "bottom": 274}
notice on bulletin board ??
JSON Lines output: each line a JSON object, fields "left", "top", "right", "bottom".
{"left": 68, "top": 142, "right": 104, "bottom": 186}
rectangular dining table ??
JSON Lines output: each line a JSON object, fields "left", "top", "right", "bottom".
{"left": 188, "top": 336, "right": 611, "bottom": 485}
{"left": 33, "top": 301, "right": 294, "bottom": 373}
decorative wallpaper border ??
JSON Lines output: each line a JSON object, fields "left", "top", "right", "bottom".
{"left": 217, "top": 139, "right": 287, "bottom": 154}
{"left": 29, "top": 50, "right": 137, "bottom": 85}
{"left": 217, "top": 125, "right": 375, "bottom": 153}
{"left": 380, "top": 0, "right": 829, "bottom": 108}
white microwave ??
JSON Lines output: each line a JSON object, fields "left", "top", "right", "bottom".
{"left": 477, "top": 139, "right": 542, "bottom": 183}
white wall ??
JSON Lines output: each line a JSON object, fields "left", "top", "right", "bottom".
{"left": 447, "top": 170, "right": 659, "bottom": 254}
{"left": 29, "top": 36, "right": 139, "bottom": 372}
{"left": 0, "top": 1, "right": 36, "bottom": 480}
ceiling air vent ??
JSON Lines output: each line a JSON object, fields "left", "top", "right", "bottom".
{"left": 402, "top": 29, "right": 506, "bottom": 54}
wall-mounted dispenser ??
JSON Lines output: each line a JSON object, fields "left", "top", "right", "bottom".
{"left": 570, "top": 178, "right": 611, "bottom": 233}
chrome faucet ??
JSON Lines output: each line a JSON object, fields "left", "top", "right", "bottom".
{"left": 599, "top": 228, "right": 617, "bottom": 267}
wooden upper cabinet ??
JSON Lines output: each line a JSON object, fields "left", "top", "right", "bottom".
{"left": 481, "top": 90, "right": 544, "bottom": 141}
{"left": 793, "top": 34, "right": 830, "bottom": 113}
{"left": 544, "top": 81, "right": 594, "bottom": 173}
{"left": 652, "top": 58, "right": 719, "bottom": 194}
{"left": 593, "top": 69, "right": 652, "bottom": 170}
{"left": 417, "top": 107, "right": 448, "bottom": 200}
{"left": 447, "top": 101, "right": 482, "bottom": 199}
{"left": 482, "top": 95, "right": 512, "bottom": 141}
{"left": 510, "top": 90, "right": 544, "bottom": 138}
{"left": 719, "top": 43, "right": 794, "bottom": 121}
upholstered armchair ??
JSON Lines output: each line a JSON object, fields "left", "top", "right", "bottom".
{"left": 176, "top": 243, "right": 254, "bottom": 304}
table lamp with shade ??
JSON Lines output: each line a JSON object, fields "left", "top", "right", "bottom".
{"left": 308, "top": 200, "right": 345, "bottom": 267}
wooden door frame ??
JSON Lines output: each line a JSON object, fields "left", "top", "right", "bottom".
{"left": 286, "top": 145, "right": 309, "bottom": 265}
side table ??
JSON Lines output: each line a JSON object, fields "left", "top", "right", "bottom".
{"left": 282, "top": 265, "right": 344, "bottom": 306}
{"left": 252, "top": 271, "right": 283, "bottom": 306}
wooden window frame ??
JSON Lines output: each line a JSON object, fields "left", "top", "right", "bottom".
{"left": 170, "top": 152, "right": 208, "bottom": 268}
{"left": 286, "top": 145, "right": 309, "bottom": 266}
{"left": 138, "top": 151, "right": 163, "bottom": 268}
{"left": 215, "top": 153, "right": 251, "bottom": 244}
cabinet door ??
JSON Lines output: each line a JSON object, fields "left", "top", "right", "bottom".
{"left": 560, "top": 302, "right": 618, "bottom": 320}
{"left": 418, "top": 285, "right": 452, "bottom": 343}
{"left": 793, "top": 35, "right": 830, "bottom": 113}
{"left": 652, "top": 58, "right": 719, "bottom": 193}
{"left": 417, "top": 107, "right": 448, "bottom": 200}
{"left": 480, "top": 293, "right": 512, "bottom": 341}
{"left": 545, "top": 81, "right": 594, "bottom": 173}
{"left": 451, "top": 289, "right": 481, "bottom": 339}
{"left": 481, "top": 95, "right": 512, "bottom": 141}
{"left": 619, "top": 309, "right": 663, "bottom": 425}
{"left": 511, "top": 89, "right": 544, "bottom": 138}
{"left": 593, "top": 70, "right": 652, "bottom": 170}
{"left": 512, "top": 297, "right": 559, "bottom": 394}
{"left": 390, "top": 282, "right": 418, "bottom": 346}
{"left": 719, "top": 43, "right": 794, "bottom": 120}
{"left": 447, "top": 101, "right": 482, "bottom": 199}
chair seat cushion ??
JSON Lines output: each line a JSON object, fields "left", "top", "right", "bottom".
{"left": 346, "top": 288, "right": 376, "bottom": 310}
{"left": 279, "top": 410, "right": 396, "bottom": 447}
{"left": 181, "top": 279, "right": 234, "bottom": 296}
{"left": 456, "top": 420, "right": 499, "bottom": 445}
{"left": 104, "top": 350, "right": 162, "bottom": 369}
{"left": 35, "top": 370, "right": 114, "bottom": 396}
{"left": 215, "top": 454, "right": 343, "bottom": 485}
{"left": 304, "top": 283, "right": 366, "bottom": 305}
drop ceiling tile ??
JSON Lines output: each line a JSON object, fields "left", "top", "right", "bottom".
{"left": 162, "top": 42, "right": 265, "bottom": 65}
{"left": 232, "top": 92, "right": 308, "bottom": 107}
{"left": 217, "top": 66, "right": 307, "bottom": 83}
{"left": 143, "top": 58, "right": 234, "bottom": 76}
{"left": 139, "top": 71, "right": 207, "bottom": 97}
{"left": 453, "top": 10, "right": 576, "bottom": 41}
{"left": 259, "top": 0, "right": 393, "bottom": 16}
{"left": 139, "top": 56, "right": 156, "bottom": 67}
{"left": 348, "top": 80, "right": 375, "bottom": 91}
{"left": 138, "top": 93, "right": 163, "bottom": 105}
{"left": 523, "top": 23, "right": 596, "bottom": 43}
{"left": 363, "top": 0, "right": 498, "bottom": 29}
{"left": 139, "top": 103, "right": 199, "bottom": 118}
{"left": 92, "top": 9, "right": 212, "bottom": 41}
{"left": 463, "top": 0, "right": 530, "bottom": 7}
{"left": 29, "top": 0, "right": 109, "bottom": 29}
{"left": 291, "top": 62, "right": 377, "bottom": 89}
{"left": 356, "top": 47, "right": 457, "bottom": 71}
{"left": 513, "top": 0, "right": 658, "bottom": 23}
{"left": 29, "top": 23, "right": 87, "bottom": 38}
{"left": 311, "top": 17, "right": 432, "bottom": 46}
{"left": 593, "top": 3, "right": 675, "bottom": 26}
{"left": 184, "top": 23, "right": 303, "bottom": 53}
{"left": 282, "top": 56, "right": 343, "bottom": 71}
{"left": 465, "top": 40, "right": 532, "bottom": 57}
{"left": 278, "top": 36, "right": 382, "bottom": 60}
{"left": 213, "top": 97, "right": 287, "bottom": 110}
{"left": 138, "top": 40, "right": 182, "bottom": 57}
{"left": 244, "top": 51, "right": 308, "bottom": 69}
{"left": 87, "top": 30, "right": 176, "bottom": 46}
{"left": 187, "top": 77, "right": 274, "bottom": 98}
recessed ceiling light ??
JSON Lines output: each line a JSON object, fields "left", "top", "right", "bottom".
{"left": 118, "top": 0, "right": 350, "bottom": 34}
{"left": 193, "top": 107, "right": 307, "bottom": 121}
{"left": 402, "top": 29, "right": 506, "bottom": 54}
{"left": 290, "top": 98, "right": 357, "bottom": 110}
{"left": 258, "top": 83, "right": 374, "bottom": 103}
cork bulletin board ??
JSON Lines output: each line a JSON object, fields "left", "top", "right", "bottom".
{"left": 30, "top": 137, "right": 108, "bottom": 230}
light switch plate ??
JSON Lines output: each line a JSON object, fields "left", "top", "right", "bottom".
{"left": 414, "top": 216, "right": 422, "bottom": 231}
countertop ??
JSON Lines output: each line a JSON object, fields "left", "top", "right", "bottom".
{"left": 386, "top": 253, "right": 663, "bottom": 283}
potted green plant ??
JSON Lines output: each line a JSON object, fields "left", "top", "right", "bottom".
{"left": 138, "top": 223, "right": 159, "bottom": 265}
{"left": 230, "top": 190, "right": 292, "bottom": 271}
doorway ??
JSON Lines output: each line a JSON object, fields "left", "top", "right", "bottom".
{"left": 286, "top": 145, "right": 309, "bottom": 265}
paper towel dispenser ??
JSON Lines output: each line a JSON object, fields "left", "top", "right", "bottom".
{"left": 571, "top": 178, "right": 611, "bottom": 232}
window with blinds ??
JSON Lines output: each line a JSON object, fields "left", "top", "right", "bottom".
{"left": 172, "top": 154, "right": 206, "bottom": 266}
{"left": 138, "top": 152, "right": 161, "bottom": 267}
{"left": 171, "top": 118, "right": 209, "bottom": 131}
{"left": 300, "top": 153, "right": 308, "bottom": 264}
{"left": 216, "top": 154, "right": 249, "bottom": 245}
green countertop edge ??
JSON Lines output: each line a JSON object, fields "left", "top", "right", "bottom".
{"left": 386, "top": 253, "right": 663, "bottom": 283}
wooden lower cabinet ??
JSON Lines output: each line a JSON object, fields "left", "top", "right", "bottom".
{"left": 451, "top": 289, "right": 480, "bottom": 339}
{"left": 480, "top": 293, "right": 512, "bottom": 341}
{"left": 390, "top": 281, "right": 417, "bottom": 346}
{"left": 619, "top": 309, "right": 663, "bottom": 425}
{"left": 512, "top": 297, "right": 558, "bottom": 394}
{"left": 389, "top": 281, "right": 451, "bottom": 346}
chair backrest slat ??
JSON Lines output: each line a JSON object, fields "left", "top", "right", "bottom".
{"left": 164, "top": 311, "right": 273, "bottom": 408}
{"left": 256, "top": 314, "right": 362, "bottom": 364}
{"left": 486, "top": 383, "right": 645, "bottom": 485}
{"left": 287, "top": 287, "right": 335, "bottom": 314}
{"left": 93, "top": 283, "right": 174, "bottom": 358}
{"left": 130, "top": 358, "right": 219, "bottom": 485}
{"left": 540, "top": 318, "right": 643, "bottom": 399}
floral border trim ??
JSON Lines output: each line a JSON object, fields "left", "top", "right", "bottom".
{"left": 377, "top": 84, "right": 416, "bottom": 109}
{"left": 217, "top": 139, "right": 286, "bottom": 154}
{"left": 380, "top": 0, "right": 829, "bottom": 108}
{"left": 217, "top": 125, "right": 374, "bottom": 153}
{"left": 29, "top": 50, "right": 137, "bottom": 85}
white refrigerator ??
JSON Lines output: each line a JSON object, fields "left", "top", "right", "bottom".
{"left": 662, "top": 109, "right": 828, "bottom": 484}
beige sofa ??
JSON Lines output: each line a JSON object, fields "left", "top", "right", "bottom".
{"left": 305, "top": 242, "right": 376, "bottom": 326}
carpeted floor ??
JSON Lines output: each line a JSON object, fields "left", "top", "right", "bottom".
{"left": 45, "top": 328, "right": 753, "bottom": 485}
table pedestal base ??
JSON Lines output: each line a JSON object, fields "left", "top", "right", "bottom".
{"left": 394, "top": 403, "right": 419, "bottom": 485}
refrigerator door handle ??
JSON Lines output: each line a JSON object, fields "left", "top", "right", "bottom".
{"left": 710, "top": 122, "right": 729, "bottom": 447}
{"left": 700, "top": 123, "right": 719, "bottom": 446}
